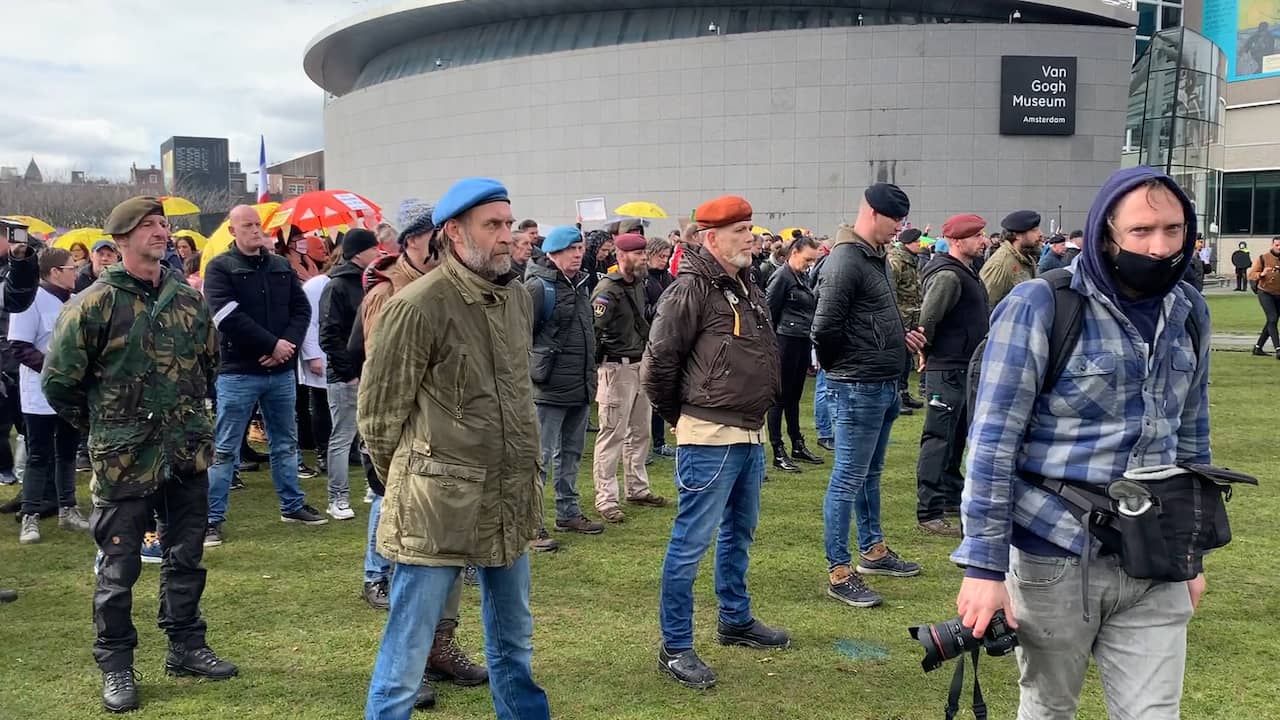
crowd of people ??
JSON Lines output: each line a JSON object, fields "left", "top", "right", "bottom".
{"left": 0, "top": 160, "right": 1267, "bottom": 719}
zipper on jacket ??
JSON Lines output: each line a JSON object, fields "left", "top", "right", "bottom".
{"left": 453, "top": 353, "right": 468, "bottom": 420}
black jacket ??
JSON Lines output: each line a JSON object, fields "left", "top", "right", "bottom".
{"left": 643, "top": 267, "right": 674, "bottom": 321}
{"left": 203, "top": 246, "right": 310, "bottom": 376}
{"left": 525, "top": 260, "right": 596, "bottom": 406}
{"left": 319, "top": 261, "right": 366, "bottom": 384}
{"left": 74, "top": 264, "right": 100, "bottom": 293}
{"left": 0, "top": 251, "right": 40, "bottom": 374}
{"left": 919, "top": 254, "right": 989, "bottom": 371}
{"left": 811, "top": 230, "right": 906, "bottom": 383}
{"left": 766, "top": 262, "right": 817, "bottom": 339}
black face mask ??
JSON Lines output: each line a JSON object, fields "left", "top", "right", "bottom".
{"left": 1110, "top": 246, "right": 1184, "bottom": 296}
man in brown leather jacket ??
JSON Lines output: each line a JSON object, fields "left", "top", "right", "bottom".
{"left": 642, "top": 195, "right": 787, "bottom": 691}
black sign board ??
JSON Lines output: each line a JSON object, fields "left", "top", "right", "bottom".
{"left": 1000, "top": 56, "right": 1077, "bottom": 136}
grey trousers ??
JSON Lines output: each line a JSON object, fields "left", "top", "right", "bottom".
{"left": 535, "top": 403, "right": 588, "bottom": 522}
{"left": 326, "top": 381, "right": 359, "bottom": 503}
{"left": 1007, "top": 548, "right": 1193, "bottom": 720}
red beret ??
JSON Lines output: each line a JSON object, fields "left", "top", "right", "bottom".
{"left": 614, "top": 233, "right": 646, "bottom": 252}
{"left": 694, "top": 195, "right": 753, "bottom": 230}
{"left": 942, "top": 213, "right": 986, "bottom": 240}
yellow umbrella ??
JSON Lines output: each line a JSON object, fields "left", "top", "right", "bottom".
{"left": 200, "top": 202, "right": 280, "bottom": 275}
{"left": 158, "top": 196, "right": 200, "bottom": 216}
{"left": 751, "top": 226, "right": 773, "bottom": 236}
{"left": 173, "top": 229, "right": 207, "bottom": 251}
{"left": 3, "top": 215, "right": 55, "bottom": 236}
{"left": 778, "top": 227, "right": 811, "bottom": 240}
{"left": 614, "top": 201, "right": 668, "bottom": 219}
{"left": 53, "top": 228, "right": 107, "bottom": 250}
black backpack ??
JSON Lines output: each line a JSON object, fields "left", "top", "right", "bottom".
{"left": 965, "top": 268, "right": 1202, "bottom": 414}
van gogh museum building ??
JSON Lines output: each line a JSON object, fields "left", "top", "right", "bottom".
{"left": 306, "top": 0, "right": 1234, "bottom": 239}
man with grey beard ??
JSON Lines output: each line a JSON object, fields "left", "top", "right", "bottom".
{"left": 359, "top": 177, "right": 550, "bottom": 720}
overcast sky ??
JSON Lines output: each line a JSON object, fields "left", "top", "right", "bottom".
{"left": 2, "top": 0, "right": 391, "bottom": 185}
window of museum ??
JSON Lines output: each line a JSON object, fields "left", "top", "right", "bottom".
{"left": 1222, "top": 171, "right": 1280, "bottom": 236}
{"left": 1135, "top": 0, "right": 1183, "bottom": 63}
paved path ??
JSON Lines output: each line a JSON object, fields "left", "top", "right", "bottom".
{"left": 1212, "top": 333, "right": 1261, "bottom": 352}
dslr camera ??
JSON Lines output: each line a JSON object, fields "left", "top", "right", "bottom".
{"left": 908, "top": 609, "right": 1018, "bottom": 672}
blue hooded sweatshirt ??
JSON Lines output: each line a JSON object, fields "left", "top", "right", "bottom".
{"left": 1076, "top": 166, "right": 1197, "bottom": 346}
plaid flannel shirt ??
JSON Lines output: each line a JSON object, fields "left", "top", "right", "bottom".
{"left": 951, "top": 268, "right": 1212, "bottom": 574}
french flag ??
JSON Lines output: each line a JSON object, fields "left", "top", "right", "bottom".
{"left": 257, "top": 135, "right": 269, "bottom": 203}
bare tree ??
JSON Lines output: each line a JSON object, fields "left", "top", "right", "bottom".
{"left": 0, "top": 179, "right": 233, "bottom": 230}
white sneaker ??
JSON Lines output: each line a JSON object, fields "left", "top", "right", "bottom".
{"left": 327, "top": 500, "right": 355, "bottom": 521}
{"left": 363, "top": 488, "right": 375, "bottom": 504}
{"left": 19, "top": 514, "right": 40, "bottom": 544}
{"left": 59, "top": 506, "right": 90, "bottom": 532}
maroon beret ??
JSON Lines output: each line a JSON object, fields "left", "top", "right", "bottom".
{"left": 942, "top": 213, "right": 987, "bottom": 240}
{"left": 614, "top": 233, "right": 647, "bottom": 252}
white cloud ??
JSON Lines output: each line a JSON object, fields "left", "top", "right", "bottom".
{"left": 0, "top": 0, "right": 391, "bottom": 183}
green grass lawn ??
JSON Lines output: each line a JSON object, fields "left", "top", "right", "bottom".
{"left": 1205, "top": 293, "right": 1268, "bottom": 336}
{"left": 2, "top": 352, "right": 1277, "bottom": 719}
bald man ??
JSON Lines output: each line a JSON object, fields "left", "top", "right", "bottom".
{"left": 202, "top": 205, "right": 326, "bottom": 547}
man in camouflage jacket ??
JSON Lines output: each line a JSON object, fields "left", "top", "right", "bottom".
{"left": 42, "top": 197, "right": 237, "bottom": 714}
{"left": 888, "top": 229, "right": 925, "bottom": 410}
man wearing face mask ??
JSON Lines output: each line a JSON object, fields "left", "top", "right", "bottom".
{"left": 954, "top": 166, "right": 1212, "bottom": 718}
{"left": 980, "top": 210, "right": 1042, "bottom": 311}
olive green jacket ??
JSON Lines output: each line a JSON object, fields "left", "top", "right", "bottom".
{"left": 591, "top": 272, "right": 650, "bottom": 360}
{"left": 358, "top": 252, "right": 541, "bottom": 568}
{"left": 979, "top": 242, "right": 1037, "bottom": 311}
{"left": 42, "top": 264, "right": 217, "bottom": 501}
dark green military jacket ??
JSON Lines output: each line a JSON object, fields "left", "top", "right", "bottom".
{"left": 42, "top": 264, "right": 217, "bottom": 501}
{"left": 591, "top": 271, "right": 649, "bottom": 360}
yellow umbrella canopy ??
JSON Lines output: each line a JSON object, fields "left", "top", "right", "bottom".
{"left": 751, "top": 226, "right": 773, "bottom": 236}
{"left": 615, "top": 201, "right": 668, "bottom": 219}
{"left": 3, "top": 215, "right": 55, "bottom": 235}
{"left": 158, "top": 196, "right": 200, "bottom": 216}
{"left": 172, "top": 229, "right": 207, "bottom": 251}
{"left": 200, "top": 202, "right": 280, "bottom": 275}
{"left": 778, "top": 227, "right": 811, "bottom": 240}
{"left": 53, "top": 227, "right": 107, "bottom": 250}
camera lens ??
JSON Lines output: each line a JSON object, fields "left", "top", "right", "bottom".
{"left": 909, "top": 617, "right": 977, "bottom": 672}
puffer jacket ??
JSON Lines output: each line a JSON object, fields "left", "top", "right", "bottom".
{"left": 358, "top": 250, "right": 541, "bottom": 568}
{"left": 525, "top": 259, "right": 595, "bottom": 406}
{"left": 810, "top": 225, "right": 907, "bottom": 383}
{"left": 642, "top": 246, "right": 780, "bottom": 430}
{"left": 319, "top": 260, "right": 365, "bottom": 384}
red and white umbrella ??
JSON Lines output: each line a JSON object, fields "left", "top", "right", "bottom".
{"left": 263, "top": 190, "right": 381, "bottom": 234}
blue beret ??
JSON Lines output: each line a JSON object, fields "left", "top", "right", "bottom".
{"left": 1001, "top": 210, "right": 1041, "bottom": 233}
{"left": 431, "top": 178, "right": 510, "bottom": 226}
{"left": 542, "top": 225, "right": 583, "bottom": 255}
{"left": 864, "top": 183, "right": 910, "bottom": 219}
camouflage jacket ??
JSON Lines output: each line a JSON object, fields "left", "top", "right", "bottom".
{"left": 42, "top": 264, "right": 217, "bottom": 501}
{"left": 887, "top": 244, "right": 922, "bottom": 326}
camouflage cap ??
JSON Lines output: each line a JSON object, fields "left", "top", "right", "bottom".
{"left": 103, "top": 196, "right": 165, "bottom": 236}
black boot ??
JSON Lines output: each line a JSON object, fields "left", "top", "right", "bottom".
{"left": 164, "top": 644, "right": 238, "bottom": 680}
{"left": 790, "top": 439, "right": 823, "bottom": 465}
{"left": 414, "top": 671, "right": 436, "bottom": 709}
{"left": 102, "top": 668, "right": 140, "bottom": 713}
{"left": 658, "top": 644, "right": 717, "bottom": 690}
{"left": 771, "top": 443, "right": 801, "bottom": 473}
{"left": 900, "top": 391, "right": 924, "bottom": 409}
{"left": 1253, "top": 345, "right": 1267, "bottom": 356}
{"left": 0, "top": 587, "right": 16, "bottom": 603}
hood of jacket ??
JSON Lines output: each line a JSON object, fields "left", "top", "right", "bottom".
{"left": 1078, "top": 165, "right": 1197, "bottom": 301}
{"left": 328, "top": 259, "right": 366, "bottom": 283}
{"left": 99, "top": 263, "right": 182, "bottom": 298}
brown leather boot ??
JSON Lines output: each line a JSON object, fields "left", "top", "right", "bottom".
{"left": 426, "top": 619, "right": 489, "bottom": 686}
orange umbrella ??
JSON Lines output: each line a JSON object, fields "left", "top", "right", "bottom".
{"left": 263, "top": 190, "right": 381, "bottom": 234}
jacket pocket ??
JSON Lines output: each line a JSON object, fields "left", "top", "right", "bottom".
{"left": 88, "top": 420, "right": 161, "bottom": 499}
{"left": 1046, "top": 351, "right": 1121, "bottom": 419}
{"left": 398, "top": 455, "right": 487, "bottom": 557}
{"left": 529, "top": 346, "right": 557, "bottom": 384}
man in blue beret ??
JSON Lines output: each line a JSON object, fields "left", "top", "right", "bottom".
{"left": 360, "top": 177, "right": 551, "bottom": 720}
{"left": 980, "top": 210, "right": 1043, "bottom": 310}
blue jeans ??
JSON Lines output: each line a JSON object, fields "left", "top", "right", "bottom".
{"left": 365, "top": 495, "right": 391, "bottom": 584}
{"left": 823, "top": 380, "right": 899, "bottom": 567}
{"left": 207, "top": 372, "right": 305, "bottom": 524}
{"left": 659, "top": 443, "right": 763, "bottom": 651}
{"left": 365, "top": 556, "right": 550, "bottom": 720}
{"left": 814, "top": 370, "right": 834, "bottom": 441}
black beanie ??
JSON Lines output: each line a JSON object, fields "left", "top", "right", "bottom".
{"left": 342, "top": 228, "right": 378, "bottom": 260}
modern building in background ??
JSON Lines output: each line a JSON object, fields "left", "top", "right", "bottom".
{"left": 160, "top": 136, "right": 230, "bottom": 200}
{"left": 306, "top": 1, "right": 1138, "bottom": 235}
{"left": 267, "top": 150, "right": 325, "bottom": 200}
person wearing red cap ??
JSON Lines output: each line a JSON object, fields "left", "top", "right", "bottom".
{"left": 643, "top": 195, "right": 788, "bottom": 691}
{"left": 590, "top": 232, "right": 668, "bottom": 522}
{"left": 914, "top": 214, "right": 990, "bottom": 538}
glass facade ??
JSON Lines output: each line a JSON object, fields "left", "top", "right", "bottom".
{"left": 1124, "top": 27, "right": 1227, "bottom": 244}
{"left": 1134, "top": 0, "right": 1183, "bottom": 63}
{"left": 1222, "top": 171, "right": 1280, "bottom": 236}
{"left": 352, "top": 2, "right": 1123, "bottom": 91}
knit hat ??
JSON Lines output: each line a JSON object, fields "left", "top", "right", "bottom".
{"left": 396, "top": 199, "right": 435, "bottom": 246}
{"left": 342, "top": 228, "right": 378, "bottom": 260}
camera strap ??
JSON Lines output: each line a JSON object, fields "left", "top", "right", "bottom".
{"left": 945, "top": 647, "right": 987, "bottom": 720}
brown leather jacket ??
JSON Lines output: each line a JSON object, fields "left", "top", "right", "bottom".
{"left": 642, "top": 246, "right": 780, "bottom": 431}
{"left": 1248, "top": 250, "right": 1280, "bottom": 296}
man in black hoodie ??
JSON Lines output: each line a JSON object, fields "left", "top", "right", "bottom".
{"left": 319, "top": 229, "right": 382, "bottom": 522}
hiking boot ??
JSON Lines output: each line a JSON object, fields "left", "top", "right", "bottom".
{"left": 827, "top": 565, "right": 882, "bottom": 608}
{"left": 164, "top": 644, "right": 238, "bottom": 679}
{"left": 247, "top": 420, "right": 268, "bottom": 445}
{"left": 76, "top": 450, "right": 91, "bottom": 473}
{"left": 658, "top": 644, "right": 716, "bottom": 690}
{"left": 241, "top": 441, "right": 269, "bottom": 463}
{"left": 654, "top": 444, "right": 677, "bottom": 458}
{"left": 0, "top": 587, "right": 16, "bottom": 603}
{"left": 790, "top": 439, "right": 823, "bottom": 465}
{"left": 58, "top": 506, "right": 90, "bottom": 531}
{"left": 600, "top": 507, "right": 625, "bottom": 523}
{"left": 816, "top": 437, "right": 836, "bottom": 452}
{"left": 771, "top": 443, "right": 801, "bottom": 474}
{"left": 18, "top": 513, "right": 39, "bottom": 544}
{"left": 237, "top": 460, "right": 260, "bottom": 473}
{"left": 281, "top": 504, "right": 328, "bottom": 525}
{"left": 901, "top": 392, "right": 925, "bottom": 409}
{"left": 414, "top": 673, "right": 436, "bottom": 709}
{"left": 427, "top": 618, "right": 489, "bottom": 686}
{"left": 716, "top": 618, "right": 791, "bottom": 650}
{"left": 140, "top": 532, "right": 163, "bottom": 564}
{"left": 316, "top": 455, "right": 328, "bottom": 474}
{"left": 101, "top": 668, "right": 139, "bottom": 713}
{"left": 857, "top": 543, "right": 921, "bottom": 577}
{"left": 203, "top": 523, "right": 223, "bottom": 548}
{"left": 297, "top": 462, "right": 318, "bottom": 480}
{"left": 363, "top": 579, "right": 390, "bottom": 611}
{"left": 531, "top": 528, "right": 559, "bottom": 552}
{"left": 627, "top": 493, "right": 668, "bottom": 508}
{"left": 918, "top": 518, "right": 962, "bottom": 538}
{"left": 554, "top": 515, "right": 605, "bottom": 535}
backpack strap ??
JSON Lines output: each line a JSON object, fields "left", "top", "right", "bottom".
{"left": 533, "top": 276, "right": 555, "bottom": 337}
{"left": 1040, "top": 268, "right": 1086, "bottom": 394}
